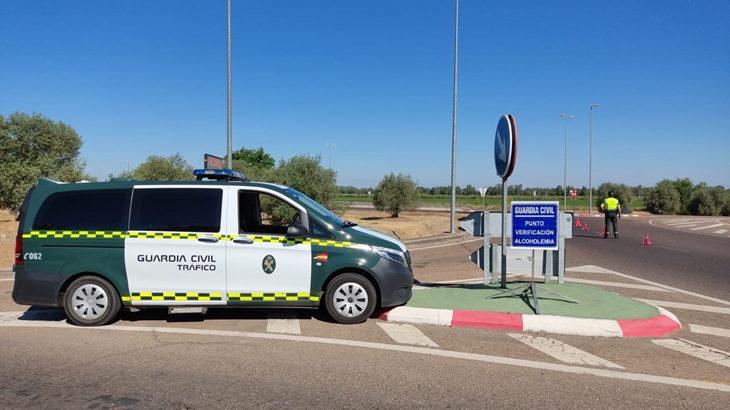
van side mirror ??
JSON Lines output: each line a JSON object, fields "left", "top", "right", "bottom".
{"left": 287, "top": 221, "right": 309, "bottom": 238}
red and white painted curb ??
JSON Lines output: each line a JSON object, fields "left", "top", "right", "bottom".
{"left": 379, "top": 306, "right": 681, "bottom": 338}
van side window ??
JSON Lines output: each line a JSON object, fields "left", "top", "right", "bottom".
{"left": 33, "top": 189, "right": 131, "bottom": 231}
{"left": 130, "top": 188, "right": 222, "bottom": 232}
{"left": 238, "top": 191, "right": 300, "bottom": 236}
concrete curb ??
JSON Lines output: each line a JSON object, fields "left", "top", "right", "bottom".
{"left": 403, "top": 231, "right": 471, "bottom": 247}
{"left": 378, "top": 305, "right": 681, "bottom": 338}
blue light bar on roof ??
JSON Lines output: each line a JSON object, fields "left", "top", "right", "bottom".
{"left": 192, "top": 169, "right": 249, "bottom": 182}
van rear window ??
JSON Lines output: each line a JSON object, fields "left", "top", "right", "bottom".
{"left": 129, "top": 188, "right": 222, "bottom": 233}
{"left": 33, "top": 189, "right": 131, "bottom": 231}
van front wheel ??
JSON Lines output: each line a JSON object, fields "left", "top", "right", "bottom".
{"left": 64, "top": 276, "right": 120, "bottom": 326}
{"left": 325, "top": 273, "right": 376, "bottom": 324}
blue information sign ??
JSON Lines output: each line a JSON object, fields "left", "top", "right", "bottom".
{"left": 511, "top": 201, "right": 559, "bottom": 250}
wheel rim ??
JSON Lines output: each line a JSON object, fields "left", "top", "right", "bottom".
{"left": 331, "top": 282, "right": 369, "bottom": 318}
{"left": 70, "top": 283, "right": 109, "bottom": 321}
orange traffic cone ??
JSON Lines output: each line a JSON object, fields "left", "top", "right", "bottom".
{"left": 575, "top": 218, "right": 582, "bottom": 227}
{"left": 600, "top": 227, "right": 606, "bottom": 237}
{"left": 581, "top": 222, "right": 590, "bottom": 230}
{"left": 643, "top": 234, "right": 652, "bottom": 246}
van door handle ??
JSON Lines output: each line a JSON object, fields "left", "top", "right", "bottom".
{"left": 233, "top": 237, "right": 254, "bottom": 245}
{"left": 197, "top": 236, "right": 219, "bottom": 243}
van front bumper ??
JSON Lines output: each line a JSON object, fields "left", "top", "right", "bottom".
{"left": 370, "top": 259, "right": 414, "bottom": 308}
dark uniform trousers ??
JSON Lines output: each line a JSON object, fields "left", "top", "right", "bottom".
{"left": 605, "top": 210, "right": 619, "bottom": 237}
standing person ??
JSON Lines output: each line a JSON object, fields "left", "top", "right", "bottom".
{"left": 600, "top": 191, "right": 621, "bottom": 238}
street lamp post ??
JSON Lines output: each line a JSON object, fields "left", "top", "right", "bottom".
{"left": 559, "top": 114, "right": 574, "bottom": 212}
{"left": 226, "top": 0, "right": 232, "bottom": 168}
{"left": 325, "top": 142, "right": 335, "bottom": 169}
{"left": 449, "top": 0, "right": 459, "bottom": 234}
{"left": 589, "top": 104, "right": 599, "bottom": 214}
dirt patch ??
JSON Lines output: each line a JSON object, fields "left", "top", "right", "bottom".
{"left": 340, "top": 208, "right": 466, "bottom": 241}
{"left": 0, "top": 208, "right": 463, "bottom": 268}
{"left": 1, "top": 210, "right": 18, "bottom": 268}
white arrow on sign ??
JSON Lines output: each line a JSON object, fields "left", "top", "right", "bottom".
{"left": 497, "top": 129, "right": 506, "bottom": 162}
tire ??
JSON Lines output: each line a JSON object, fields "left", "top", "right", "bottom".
{"left": 63, "top": 276, "right": 121, "bottom": 326}
{"left": 325, "top": 273, "right": 377, "bottom": 324}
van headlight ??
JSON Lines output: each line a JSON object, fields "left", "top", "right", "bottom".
{"left": 371, "top": 246, "right": 408, "bottom": 268}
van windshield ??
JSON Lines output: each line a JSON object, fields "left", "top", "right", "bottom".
{"left": 285, "top": 188, "right": 345, "bottom": 228}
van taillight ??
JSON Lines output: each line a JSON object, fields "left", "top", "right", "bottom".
{"left": 15, "top": 235, "right": 23, "bottom": 265}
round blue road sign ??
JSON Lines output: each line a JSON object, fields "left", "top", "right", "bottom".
{"left": 494, "top": 114, "right": 518, "bottom": 178}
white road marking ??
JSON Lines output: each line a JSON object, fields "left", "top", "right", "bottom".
{"left": 665, "top": 218, "right": 714, "bottom": 225}
{"left": 652, "top": 339, "right": 730, "bottom": 369}
{"left": 568, "top": 265, "right": 730, "bottom": 307}
{"left": 664, "top": 223, "right": 697, "bottom": 228}
{"left": 507, "top": 333, "right": 624, "bottom": 369}
{"left": 690, "top": 223, "right": 724, "bottom": 231}
{"left": 567, "top": 265, "right": 618, "bottom": 274}
{"left": 377, "top": 322, "right": 439, "bottom": 347}
{"left": 690, "top": 324, "right": 730, "bottom": 338}
{"left": 652, "top": 245, "right": 690, "bottom": 252}
{"left": 636, "top": 299, "right": 730, "bottom": 315}
{"left": 408, "top": 237, "right": 483, "bottom": 251}
{"left": 713, "top": 229, "right": 728, "bottom": 234}
{"left": 1, "top": 318, "right": 728, "bottom": 392}
{"left": 266, "top": 311, "right": 301, "bottom": 334}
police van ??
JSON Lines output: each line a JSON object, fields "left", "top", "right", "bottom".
{"left": 12, "top": 169, "right": 413, "bottom": 326}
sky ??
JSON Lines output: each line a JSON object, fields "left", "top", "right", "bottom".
{"left": 2, "top": 0, "right": 728, "bottom": 190}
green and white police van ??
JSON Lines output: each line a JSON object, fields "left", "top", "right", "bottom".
{"left": 12, "top": 169, "right": 413, "bottom": 326}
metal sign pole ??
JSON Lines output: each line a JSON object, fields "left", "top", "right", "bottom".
{"left": 501, "top": 177, "right": 508, "bottom": 289}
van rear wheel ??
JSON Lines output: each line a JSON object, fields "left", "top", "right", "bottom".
{"left": 64, "top": 276, "right": 120, "bottom": 326}
{"left": 325, "top": 273, "right": 376, "bottom": 324}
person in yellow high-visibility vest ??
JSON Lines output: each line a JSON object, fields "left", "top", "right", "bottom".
{"left": 600, "top": 191, "right": 621, "bottom": 238}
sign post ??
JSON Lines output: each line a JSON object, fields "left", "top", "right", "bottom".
{"left": 486, "top": 201, "right": 578, "bottom": 313}
{"left": 494, "top": 115, "right": 518, "bottom": 289}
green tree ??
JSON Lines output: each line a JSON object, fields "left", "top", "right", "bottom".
{"left": 463, "top": 184, "right": 478, "bottom": 196}
{"left": 0, "top": 112, "right": 90, "bottom": 211}
{"left": 722, "top": 189, "right": 730, "bottom": 216}
{"left": 263, "top": 154, "right": 342, "bottom": 224}
{"left": 645, "top": 180, "right": 681, "bottom": 214}
{"left": 687, "top": 186, "right": 726, "bottom": 215}
{"left": 133, "top": 153, "right": 194, "bottom": 181}
{"left": 596, "top": 182, "right": 633, "bottom": 213}
{"left": 671, "top": 178, "right": 694, "bottom": 214}
{"left": 373, "top": 173, "right": 420, "bottom": 217}
{"left": 232, "top": 147, "right": 275, "bottom": 169}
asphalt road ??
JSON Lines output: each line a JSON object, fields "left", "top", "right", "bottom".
{"left": 1, "top": 214, "right": 729, "bottom": 408}
{"left": 1, "top": 325, "right": 728, "bottom": 409}
{"left": 568, "top": 215, "right": 730, "bottom": 301}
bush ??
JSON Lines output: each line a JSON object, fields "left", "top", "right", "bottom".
{"left": 133, "top": 153, "right": 194, "bottom": 181}
{"left": 373, "top": 173, "right": 420, "bottom": 217}
{"left": 722, "top": 194, "right": 730, "bottom": 216}
{"left": 687, "top": 187, "right": 726, "bottom": 216}
{"left": 645, "top": 180, "right": 681, "bottom": 215}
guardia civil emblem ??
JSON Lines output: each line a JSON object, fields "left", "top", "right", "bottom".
{"left": 262, "top": 255, "right": 276, "bottom": 274}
